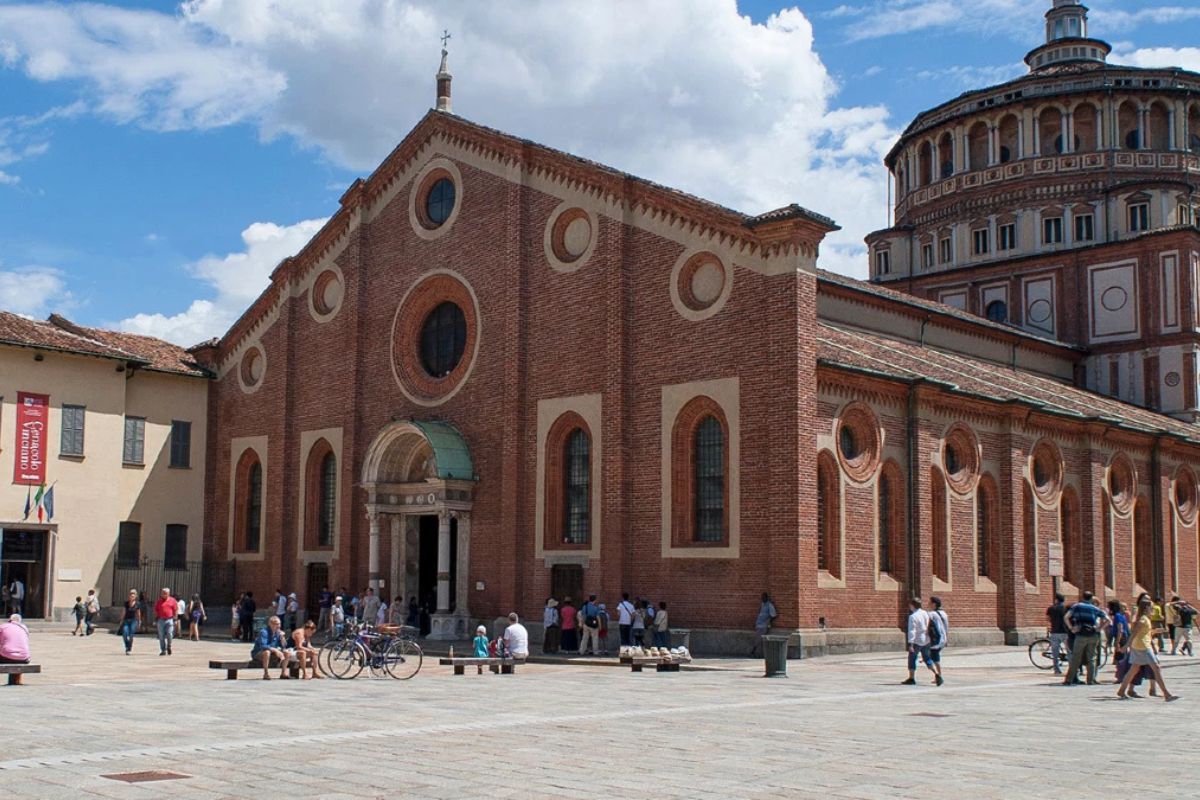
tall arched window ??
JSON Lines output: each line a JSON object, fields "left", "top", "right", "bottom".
{"left": 976, "top": 476, "right": 995, "bottom": 579}
{"left": 694, "top": 417, "right": 724, "bottom": 543}
{"left": 564, "top": 428, "right": 591, "bottom": 545}
{"left": 1023, "top": 483, "right": 1037, "bottom": 585}
{"left": 1135, "top": 496, "right": 1153, "bottom": 589}
{"left": 318, "top": 452, "right": 336, "bottom": 547}
{"left": 817, "top": 452, "right": 841, "bottom": 578}
{"left": 245, "top": 461, "right": 262, "bottom": 552}
{"left": 1102, "top": 489, "right": 1115, "bottom": 589}
{"left": 878, "top": 461, "right": 903, "bottom": 576}
{"left": 931, "top": 467, "right": 948, "bottom": 582}
{"left": 545, "top": 412, "right": 593, "bottom": 548}
{"left": 1061, "top": 487, "right": 1081, "bottom": 586}
{"left": 671, "top": 396, "right": 730, "bottom": 547}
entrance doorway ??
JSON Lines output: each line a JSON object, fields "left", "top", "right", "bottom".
{"left": 305, "top": 562, "right": 329, "bottom": 622}
{"left": 1, "top": 529, "right": 48, "bottom": 618}
{"left": 417, "top": 515, "right": 458, "bottom": 619}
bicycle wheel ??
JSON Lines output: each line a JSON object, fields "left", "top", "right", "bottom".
{"left": 1096, "top": 644, "right": 1109, "bottom": 669}
{"left": 324, "top": 639, "right": 365, "bottom": 680}
{"left": 382, "top": 638, "right": 423, "bottom": 680}
{"left": 1028, "top": 637, "right": 1055, "bottom": 670}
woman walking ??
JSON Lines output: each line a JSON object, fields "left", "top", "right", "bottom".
{"left": 653, "top": 601, "right": 670, "bottom": 648}
{"left": 121, "top": 589, "right": 141, "bottom": 655}
{"left": 188, "top": 594, "right": 206, "bottom": 641}
{"left": 1117, "top": 597, "right": 1179, "bottom": 701}
{"left": 542, "top": 597, "right": 560, "bottom": 654}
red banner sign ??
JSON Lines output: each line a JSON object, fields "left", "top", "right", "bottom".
{"left": 13, "top": 392, "right": 48, "bottom": 485}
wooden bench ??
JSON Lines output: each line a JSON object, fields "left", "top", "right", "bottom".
{"left": 628, "top": 657, "right": 684, "bottom": 673}
{"left": 0, "top": 663, "right": 40, "bottom": 685}
{"left": 438, "top": 657, "right": 517, "bottom": 675}
{"left": 209, "top": 658, "right": 301, "bottom": 680}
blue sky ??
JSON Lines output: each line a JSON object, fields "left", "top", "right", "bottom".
{"left": 0, "top": 0, "right": 1197, "bottom": 344}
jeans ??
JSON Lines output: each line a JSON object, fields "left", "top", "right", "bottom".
{"left": 84, "top": 612, "right": 95, "bottom": 635}
{"left": 619, "top": 624, "right": 631, "bottom": 646}
{"left": 1048, "top": 632, "right": 1070, "bottom": 672}
{"left": 157, "top": 618, "right": 174, "bottom": 653}
{"left": 653, "top": 630, "right": 669, "bottom": 648}
{"left": 1065, "top": 633, "right": 1100, "bottom": 683}
{"left": 907, "top": 644, "right": 933, "bottom": 672}
{"left": 121, "top": 619, "right": 138, "bottom": 652}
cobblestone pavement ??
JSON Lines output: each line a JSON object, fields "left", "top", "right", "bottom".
{"left": 3, "top": 625, "right": 1199, "bottom": 799}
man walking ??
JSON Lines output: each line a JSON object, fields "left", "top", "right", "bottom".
{"left": 8, "top": 577, "right": 24, "bottom": 617}
{"left": 616, "top": 593, "right": 636, "bottom": 647}
{"left": 361, "top": 588, "right": 381, "bottom": 626}
{"left": 317, "top": 586, "right": 332, "bottom": 634}
{"left": 84, "top": 589, "right": 100, "bottom": 636}
{"left": 154, "top": 587, "right": 178, "bottom": 656}
{"left": 1064, "top": 590, "right": 1109, "bottom": 685}
{"left": 754, "top": 592, "right": 778, "bottom": 657}
{"left": 928, "top": 596, "right": 947, "bottom": 686}
{"left": 578, "top": 595, "right": 601, "bottom": 656}
{"left": 903, "top": 597, "right": 939, "bottom": 685}
{"left": 1046, "top": 593, "right": 1069, "bottom": 674}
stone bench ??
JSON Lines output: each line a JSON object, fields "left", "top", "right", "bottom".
{"left": 209, "top": 658, "right": 301, "bottom": 680}
{"left": 628, "top": 656, "right": 685, "bottom": 673}
{"left": 0, "top": 663, "right": 40, "bottom": 685}
{"left": 438, "top": 657, "right": 517, "bottom": 675}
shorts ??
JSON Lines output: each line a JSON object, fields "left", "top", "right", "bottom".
{"left": 1129, "top": 648, "right": 1158, "bottom": 666}
{"left": 930, "top": 647, "right": 943, "bottom": 664}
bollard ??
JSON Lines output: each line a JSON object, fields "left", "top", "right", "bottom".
{"left": 762, "top": 635, "right": 790, "bottom": 678}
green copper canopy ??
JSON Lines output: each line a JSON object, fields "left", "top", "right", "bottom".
{"left": 410, "top": 419, "right": 475, "bottom": 481}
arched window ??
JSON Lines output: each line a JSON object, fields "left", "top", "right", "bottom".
{"left": 931, "top": 467, "right": 948, "bottom": 582}
{"left": 545, "top": 412, "right": 592, "bottom": 548}
{"left": 564, "top": 428, "right": 591, "bottom": 545}
{"left": 419, "top": 301, "right": 467, "bottom": 378}
{"left": 1135, "top": 496, "right": 1153, "bottom": 589}
{"left": 977, "top": 476, "right": 996, "bottom": 579}
{"left": 232, "top": 449, "right": 264, "bottom": 554}
{"left": 1061, "top": 487, "right": 1081, "bottom": 586}
{"left": 1102, "top": 489, "right": 1115, "bottom": 589}
{"left": 817, "top": 452, "right": 841, "bottom": 577}
{"left": 694, "top": 417, "right": 724, "bottom": 543}
{"left": 318, "top": 452, "right": 336, "bottom": 547}
{"left": 1023, "top": 483, "right": 1037, "bottom": 585}
{"left": 985, "top": 300, "right": 1008, "bottom": 324}
{"left": 878, "top": 462, "right": 903, "bottom": 576}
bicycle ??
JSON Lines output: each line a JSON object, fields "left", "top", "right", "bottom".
{"left": 322, "top": 622, "right": 423, "bottom": 680}
{"left": 1028, "top": 636, "right": 1108, "bottom": 671}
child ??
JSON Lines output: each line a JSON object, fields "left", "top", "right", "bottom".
{"left": 72, "top": 596, "right": 86, "bottom": 636}
{"left": 473, "top": 624, "right": 489, "bottom": 674}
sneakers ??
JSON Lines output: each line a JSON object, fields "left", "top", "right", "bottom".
{"left": 935, "top": 674, "right": 944, "bottom": 686}
{"left": 167, "top": 645, "right": 172, "bottom": 655}
{"left": 901, "top": 678, "right": 916, "bottom": 685}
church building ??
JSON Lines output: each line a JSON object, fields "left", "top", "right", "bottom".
{"left": 194, "top": 2, "right": 1200, "bottom": 653}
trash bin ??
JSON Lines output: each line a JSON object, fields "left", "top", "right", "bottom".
{"left": 762, "top": 635, "right": 789, "bottom": 678}
{"left": 670, "top": 628, "right": 691, "bottom": 651}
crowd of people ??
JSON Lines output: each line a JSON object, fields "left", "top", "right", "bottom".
{"left": 539, "top": 593, "right": 670, "bottom": 655}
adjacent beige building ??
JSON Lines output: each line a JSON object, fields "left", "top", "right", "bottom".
{"left": 0, "top": 312, "right": 209, "bottom": 619}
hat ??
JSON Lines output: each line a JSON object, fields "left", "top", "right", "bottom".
{"left": 598, "top": 603, "right": 607, "bottom": 610}
{"left": 547, "top": 598, "right": 559, "bottom": 608}
{"left": 476, "top": 625, "right": 487, "bottom": 634}
{"left": 288, "top": 592, "right": 297, "bottom": 599}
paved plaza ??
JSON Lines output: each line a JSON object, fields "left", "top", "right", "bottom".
{"left": 2, "top": 625, "right": 1199, "bottom": 799}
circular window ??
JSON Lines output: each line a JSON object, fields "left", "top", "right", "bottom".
{"left": 424, "top": 178, "right": 456, "bottom": 228}
{"left": 1030, "top": 440, "right": 1062, "bottom": 502}
{"left": 390, "top": 271, "right": 480, "bottom": 406}
{"left": 942, "top": 424, "right": 980, "bottom": 494}
{"left": 311, "top": 269, "right": 344, "bottom": 319}
{"left": 545, "top": 205, "right": 597, "bottom": 271}
{"left": 1175, "top": 468, "right": 1198, "bottom": 523}
{"left": 239, "top": 345, "right": 265, "bottom": 392}
{"left": 1107, "top": 454, "right": 1135, "bottom": 513}
{"left": 671, "top": 250, "right": 730, "bottom": 320}
{"left": 419, "top": 301, "right": 467, "bottom": 378}
{"left": 835, "top": 403, "right": 880, "bottom": 482}
{"left": 985, "top": 300, "right": 1008, "bottom": 323}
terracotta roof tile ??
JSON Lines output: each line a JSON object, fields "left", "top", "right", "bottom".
{"left": 0, "top": 310, "right": 133, "bottom": 361}
{"left": 48, "top": 315, "right": 209, "bottom": 377}
{"left": 818, "top": 322, "right": 1200, "bottom": 443}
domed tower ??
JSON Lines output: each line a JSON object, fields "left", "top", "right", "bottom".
{"left": 866, "top": 0, "right": 1200, "bottom": 418}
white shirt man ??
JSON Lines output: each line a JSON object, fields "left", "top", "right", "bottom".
{"left": 502, "top": 613, "right": 529, "bottom": 660}
{"left": 9, "top": 579, "right": 24, "bottom": 614}
{"left": 362, "top": 590, "right": 381, "bottom": 624}
{"left": 903, "top": 597, "right": 941, "bottom": 686}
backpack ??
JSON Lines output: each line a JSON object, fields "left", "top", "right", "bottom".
{"left": 583, "top": 603, "right": 599, "bottom": 629}
{"left": 927, "top": 612, "right": 942, "bottom": 647}
{"left": 1179, "top": 604, "right": 1197, "bottom": 626}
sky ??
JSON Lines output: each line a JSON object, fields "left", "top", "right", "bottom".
{"left": 0, "top": 0, "right": 1197, "bottom": 346}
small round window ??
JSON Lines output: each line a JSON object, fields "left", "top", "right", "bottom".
{"left": 1108, "top": 455, "right": 1135, "bottom": 513}
{"left": 838, "top": 425, "right": 859, "bottom": 461}
{"left": 985, "top": 300, "right": 1008, "bottom": 324}
{"left": 1030, "top": 440, "right": 1062, "bottom": 502}
{"left": 424, "top": 178, "right": 456, "bottom": 228}
{"left": 835, "top": 403, "right": 880, "bottom": 482}
{"left": 942, "top": 424, "right": 980, "bottom": 494}
{"left": 419, "top": 301, "right": 466, "bottom": 378}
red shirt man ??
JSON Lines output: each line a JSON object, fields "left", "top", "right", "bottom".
{"left": 154, "top": 589, "right": 178, "bottom": 620}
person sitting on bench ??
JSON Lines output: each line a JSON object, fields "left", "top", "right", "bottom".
{"left": 291, "top": 620, "right": 324, "bottom": 680}
{"left": 251, "top": 615, "right": 293, "bottom": 680}
{"left": 502, "top": 613, "right": 529, "bottom": 662}
{"left": 0, "top": 614, "right": 30, "bottom": 665}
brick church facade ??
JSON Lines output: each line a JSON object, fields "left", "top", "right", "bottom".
{"left": 196, "top": 2, "right": 1200, "bottom": 652}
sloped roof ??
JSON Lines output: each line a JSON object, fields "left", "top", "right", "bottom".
{"left": 0, "top": 311, "right": 208, "bottom": 378}
{"left": 817, "top": 322, "right": 1200, "bottom": 443}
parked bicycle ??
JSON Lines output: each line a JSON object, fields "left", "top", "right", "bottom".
{"left": 320, "top": 622, "right": 423, "bottom": 680}
{"left": 1027, "top": 636, "right": 1108, "bottom": 671}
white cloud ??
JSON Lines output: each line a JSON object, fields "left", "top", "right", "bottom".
{"left": 914, "top": 62, "right": 1026, "bottom": 90}
{"left": 0, "top": 265, "right": 71, "bottom": 316}
{"left": 0, "top": 170, "right": 19, "bottom": 185}
{"left": 1092, "top": 7, "right": 1200, "bottom": 30}
{"left": 116, "top": 218, "right": 327, "bottom": 345}
{"left": 838, "top": 0, "right": 1030, "bottom": 43}
{"left": 4, "top": 0, "right": 902, "bottom": 299}
{"left": 1112, "top": 46, "right": 1200, "bottom": 73}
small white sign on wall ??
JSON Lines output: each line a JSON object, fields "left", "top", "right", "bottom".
{"left": 58, "top": 568, "right": 82, "bottom": 582}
